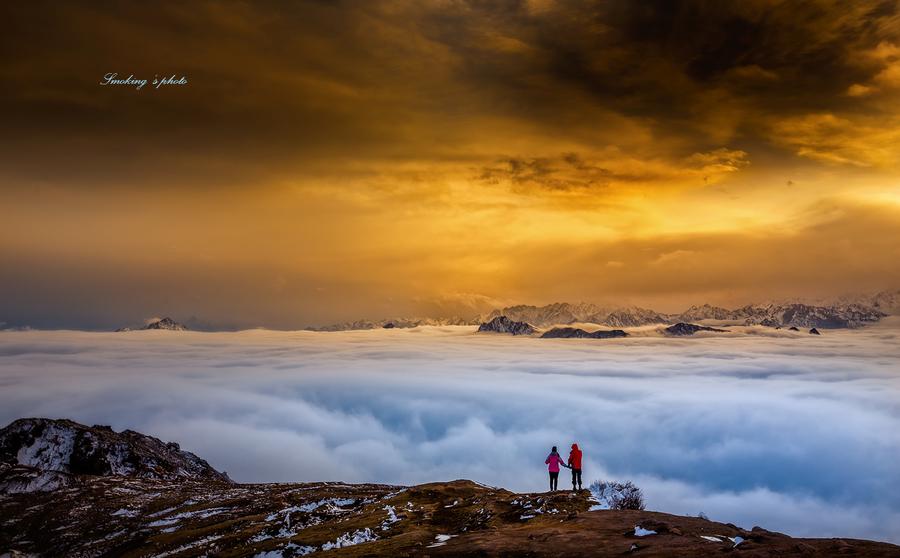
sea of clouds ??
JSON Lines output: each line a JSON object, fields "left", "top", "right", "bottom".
{"left": 1, "top": 324, "right": 899, "bottom": 542}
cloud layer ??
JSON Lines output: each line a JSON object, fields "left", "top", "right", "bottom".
{"left": 1, "top": 325, "right": 899, "bottom": 542}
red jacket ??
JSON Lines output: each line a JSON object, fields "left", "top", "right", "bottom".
{"left": 568, "top": 444, "right": 582, "bottom": 469}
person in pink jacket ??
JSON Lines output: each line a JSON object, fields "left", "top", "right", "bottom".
{"left": 545, "top": 446, "right": 569, "bottom": 491}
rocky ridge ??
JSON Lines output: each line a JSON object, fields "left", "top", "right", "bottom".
{"left": 540, "top": 327, "right": 628, "bottom": 339}
{"left": 664, "top": 323, "right": 729, "bottom": 336}
{"left": 117, "top": 317, "right": 189, "bottom": 332}
{"left": 476, "top": 316, "right": 536, "bottom": 335}
{"left": 1, "top": 419, "right": 897, "bottom": 557}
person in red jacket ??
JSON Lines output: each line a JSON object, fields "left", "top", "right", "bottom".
{"left": 568, "top": 443, "right": 583, "bottom": 491}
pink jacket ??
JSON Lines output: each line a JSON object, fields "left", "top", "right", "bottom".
{"left": 545, "top": 452, "right": 565, "bottom": 472}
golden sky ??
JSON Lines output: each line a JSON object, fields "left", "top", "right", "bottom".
{"left": 2, "top": 0, "right": 900, "bottom": 329}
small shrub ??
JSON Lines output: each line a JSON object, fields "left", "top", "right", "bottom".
{"left": 588, "top": 480, "right": 645, "bottom": 510}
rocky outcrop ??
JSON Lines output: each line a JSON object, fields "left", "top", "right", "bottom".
{"left": 143, "top": 317, "right": 188, "bottom": 331}
{"left": 0, "top": 418, "right": 229, "bottom": 492}
{"left": 477, "top": 316, "right": 536, "bottom": 335}
{"left": 540, "top": 327, "right": 628, "bottom": 339}
{"left": 809, "top": 328, "right": 821, "bottom": 335}
{"left": 117, "top": 317, "right": 189, "bottom": 332}
{"left": 664, "top": 323, "right": 728, "bottom": 336}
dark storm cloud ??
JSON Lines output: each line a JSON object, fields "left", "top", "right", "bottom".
{"left": 2, "top": 0, "right": 898, "bottom": 189}
{"left": 414, "top": 0, "right": 899, "bottom": 137}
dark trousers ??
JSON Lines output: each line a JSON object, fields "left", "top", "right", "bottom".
{"left": 571, "top": 468, "right": 582, "bottom": 490}
{"left": 549, "top": 471, "right": 559, "bottom": 491}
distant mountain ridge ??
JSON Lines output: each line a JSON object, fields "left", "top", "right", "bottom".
{"left": 307, "top": 290, "right": 898, "bottom": 331}
{"left": 308, "top": 316, "right": 478, "bottom": 332}
{"left": 484, "top": 303, "right": 670, "bottom": 328}
{"left": 486, "top": 300, "right": 887, "bottom": 330}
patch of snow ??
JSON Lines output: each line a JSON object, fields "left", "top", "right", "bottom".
{"left": 381, "top": 505, "right": 399, "bottom": 530}
{"left": 1, "top": 469, "right": 71, "bottom": 493}
{"left": 15, "top": 424, "right": 75, "bottom": 472}
{"left": 266, "top": 497, "right": 356, "bottom": 521}
{"left": 147, "top": 506, "right": 231, "bottom": 527}
{"left": 102, "top": 529, "right": 127, "bottom": 541}
{"left": 147, "top": 517, "right": 178, "bottom": 528}
{"left": 274, "top": 525, "right": 304, "bottom": 539}
{"left": 699, "top": 534, "right": 742, "bottom": 546}
{"left": 427, "top": 534, "right": 457, "bottom": 548}
{"left": 321, "top": 528, "right": 377, "bottom": 550}
{"left": 147, "top": 505, "right": 179, "bottom": 518}
{"left": 634, "top": 526, "right": 657, "bottom": 537}
{"left": 588, "top": 484, "right": 613, "bottom": 510}
{"left": 250, "top": 532, "right": 273, "bottom": 543}
{"left": 111, "top": 508, "right": 138, "bottom": 517}
{"left": 380, "top": 488, "right": 407, "bottom": 500}
{"left": 444, "top": 499, "right": 459, "bottom": 508}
